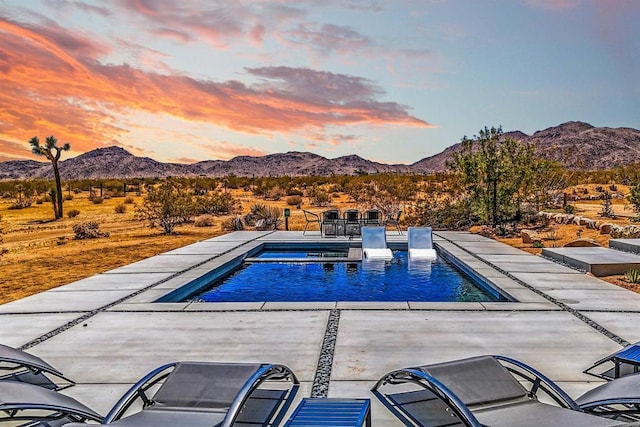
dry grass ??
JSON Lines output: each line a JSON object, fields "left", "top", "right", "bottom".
{"left": 1, "top": 184, "right": 639, "bottom": 304}
{"left": 0, "top": 190, "right": 359, "bottom": 304}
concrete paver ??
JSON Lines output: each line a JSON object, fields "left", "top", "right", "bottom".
{"left": 333, "top": 310, "right": 621, "bottom": 382}
{"left": 0, "top": 289, "right": 136, "bottom": 313}
{"left": 32, "top": 311, "right": 328, "bottom": 384}
{"left": 49, "top": 272, "right": 174, "bottom": 292}
{"left": 583, "top": 312, "right": 640, "bottom": 343}
{"left": 0, "top": 313, "right": 82, "bottom": 346}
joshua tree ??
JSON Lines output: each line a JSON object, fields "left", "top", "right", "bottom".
{"left": 29, "top": 136, "right": 70, "bottom": 219}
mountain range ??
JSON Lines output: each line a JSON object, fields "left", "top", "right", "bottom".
{"left": 1, "top": 121, "right": 639, "bottom": 180}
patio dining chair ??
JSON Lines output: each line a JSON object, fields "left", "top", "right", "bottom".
{"left": 2, "top": 361, "right": 299, "bottom": 427}
{"left": 0, "top": 343, "right": 74, "bottom": 391}
{"left": 363, "top": 209, "right": 382, "bottom": 226}
{"left": 385, "top": 210, "right": 402, "bottom": 235}
{"left": 302, "top": 210, "right": 321, "bottom": 235}
{"left": 373, "top": 355, "right": 640, "bottom": 426}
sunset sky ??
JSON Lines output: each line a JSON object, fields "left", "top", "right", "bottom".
{"left": 0, "top": 0, "right": 638, "bottom": 165}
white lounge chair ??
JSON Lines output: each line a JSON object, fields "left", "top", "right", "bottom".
{"left": 361, "top": 227, "right": 393, "bottom": 260}
{"left": 408, "top": 227, "right": 437, "bottom": 260}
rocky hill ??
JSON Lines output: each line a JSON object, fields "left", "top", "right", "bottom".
{"left": 1, "top": 122, "right": 638, "bottom": 179}
{"left": 411, "top": 122, "right": 640, "bottom": 172}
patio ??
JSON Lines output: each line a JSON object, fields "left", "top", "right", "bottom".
{"left": 1, "top": 231, "right": 640, "bottom": 425}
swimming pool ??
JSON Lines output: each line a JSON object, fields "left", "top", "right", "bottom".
{"left": 183, "top": 249, "right": 506, "bottom": 302}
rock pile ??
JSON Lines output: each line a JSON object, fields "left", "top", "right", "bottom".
{"left": 537, "top": 212, "right": 640, "bottom": 239}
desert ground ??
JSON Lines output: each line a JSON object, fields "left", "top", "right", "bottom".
{"left": 1, "top": 184, "right": 638, "bottom": 304}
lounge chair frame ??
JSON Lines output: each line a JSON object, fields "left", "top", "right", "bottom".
{"left": 104, "top": 361, "right": 300, "bottom": 427}
{"left": 0, "top": 381, "right": 102, "bottom": 425}
{"left": 0, "top": 343, "right": 75, "bottom": 391}
{"left": 371, "top": 355, "right": 631, "bottom": 427}
{"left": 584, "top": 342, "right": 640, "bottom": 380}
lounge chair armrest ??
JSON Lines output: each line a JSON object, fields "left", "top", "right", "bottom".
{"left": 494, "top": 355, "right": 581, "bottom": 410}
{"left": 221, "top": 364, "right": 299, "bottom": 427}
{"left": 104, "top": 362, "right": 177, "bottom": 423}
{"left": 372, "top": 367, "right": 482, "bottom": 427}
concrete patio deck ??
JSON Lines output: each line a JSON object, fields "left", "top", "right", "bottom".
{"left": 2, "top": 230, "right": 640, "bottom": 425}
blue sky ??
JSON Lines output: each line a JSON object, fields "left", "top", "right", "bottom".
{"left": 0, "top": 0, "right": 637, "bottom": 164}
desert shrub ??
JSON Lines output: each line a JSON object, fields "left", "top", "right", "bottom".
{"left": 136, "top": 181, "right": 194, "bottom": 234}
{"left": 8, "top": 200, "right": 32, "bottom": 210}
{"left": 564, "top": 204, "right": 575, "bottom": 214}
{"left": 73, "top": 188, "right": 82, "bottom": 194}
{"left": 599, "top": 192, "right": 615, "bottom": 218}
{"left": 194, "top": 191, "right": 239, "bottom": 216}
{"left": 73, "top": 222, "right": 109, "bottom": 239}
{"left": 1, "top": 192, "right": 11, "bottom": 199}
{"left": 35, "top": 198, "right": 44, "bottom": 204}
{"left": 405, "top": 195, "right": 474, "bottom": 230}
{"left": 103, "top": 195, "right": 111, "bottom": 200}
{"left": 532, "top": 241, "right": 545, "bottom": 248}
{"left": 0, "top": 214, "right": 4, "bottom": 258}
{"left": 625, "top": 269, "right": 640, "bottom": 284}
{"left": 92, "top": 196, "right": 104, "bottom": 204}
{"left": 124, "top": 196, "right": 135, "bottom": 204}
{"left": 311, "top": 190, "right": 330, "bottom": 207}
{"left": 245, "top": 204, "right": 282, "bottom": 230}
{"left": 64, "top": 194, "right": 73, "bottom": 201}
{"left": 114, "top": 204, "right": 127, "bottom": 214}
{"left": 67, "top": 209, "right": 80, "bottom": 218}
{"left": 287, "top": 189, "right": 303, "bottom": 196}
{"left": 194, "top": 215, "right": 215, "bottom": 227}
{"left": 286, "top": 195, "right": 302, "bottom": 206}
{"left": 222, "top": 216, "right": 244, "bottom": 231}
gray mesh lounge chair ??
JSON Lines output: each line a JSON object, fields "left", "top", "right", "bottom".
{"left": 3, "top": 361, "right": 299, "bottom": 427}
{"left": 0, "top": 381, "right": 102, "bottom": 426}
{"left": 372, "top": 355, "right": 640, "bottom": 426}
{"left": 0, "top": 343, "right": 74, "bottom": 391}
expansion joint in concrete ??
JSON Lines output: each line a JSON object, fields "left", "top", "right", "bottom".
{"left": 19, "top": 233, "right": 275, "bottom": 351}
{"left": 311, "top": 309, "right": 340, "bottom": 398}
{"left": 437, "top": 234, "right": 631, "bottom": 347}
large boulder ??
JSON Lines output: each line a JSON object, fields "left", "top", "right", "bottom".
{"left": 599, "top": 223, "right": 613, "bottom": 235}
{"left": 564, "top": 239, "right": 600, "bottom": 247}
{"left": 521, "top": 229, "right": 540, "bottom": 244}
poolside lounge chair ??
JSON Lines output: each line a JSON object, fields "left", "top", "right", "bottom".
{"left": 407, "top": 227, "right": 437, "bottom": 260}
{"left": 0, "top": 381, "right": 102, "bottom": 426}
{"left": 372, "top": 355, "right": 640, "bottom": 426}
{"left": 0, "top": 343, "right": 74, "bottom": 391}
{"left": 2, "top": 361, "right": 299, "bottom": 427}
{"left": 361, "top": 226, "right": 393, "bottom": 260}
{"left": 585, "top": 342, "right": 640, "bottom": 380}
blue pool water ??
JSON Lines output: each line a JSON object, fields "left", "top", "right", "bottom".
{"left": 189, "top": 250, "right": 501, "bottom": 302}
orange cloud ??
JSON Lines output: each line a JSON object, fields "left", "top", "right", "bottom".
{"left": 0, "top": 16, "right": 430, "bottom": 161}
